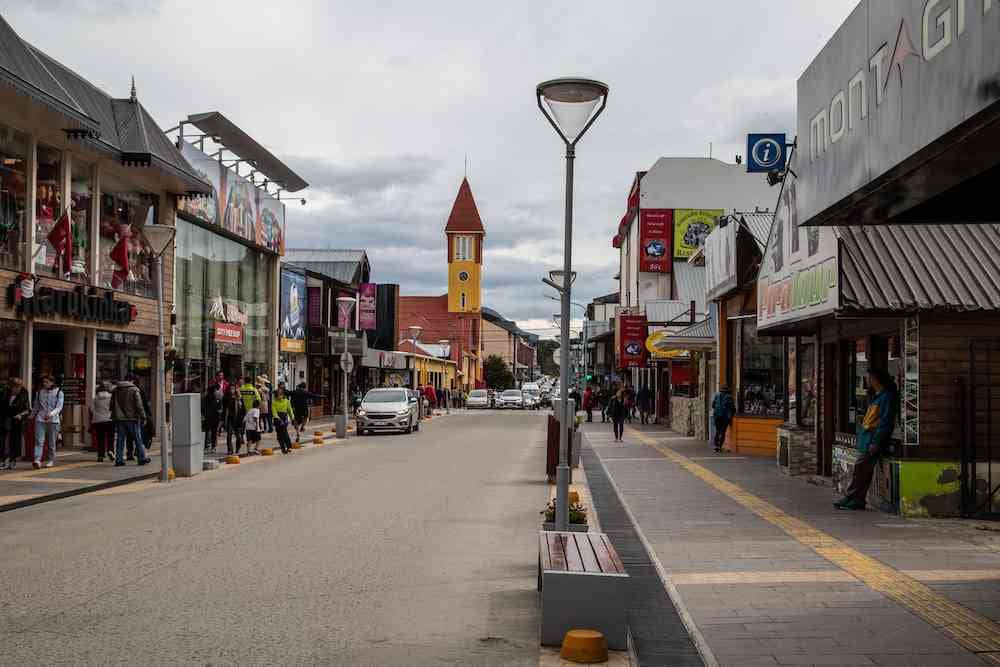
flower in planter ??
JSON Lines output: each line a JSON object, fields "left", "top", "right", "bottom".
{"left": 541, "top": 499, "right": 588, "bottom": 525}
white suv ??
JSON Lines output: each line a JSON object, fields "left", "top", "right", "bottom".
{"left": 499, "top": 389, "right": 524, "bottom": 409}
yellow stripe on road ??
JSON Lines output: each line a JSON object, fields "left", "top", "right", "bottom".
{"left": 627, "top": 427, "right": 1000, "bottom": 656}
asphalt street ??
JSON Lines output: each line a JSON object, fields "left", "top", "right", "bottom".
{"left": 1, "top": 411, "right": 550, "bottom": 665}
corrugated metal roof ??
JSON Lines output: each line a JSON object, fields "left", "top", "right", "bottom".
{"left": 644, "top": 299, "right": 694, "bottom": 325}
{"left": 839, "top": 224, "right": 1000, "bottom": 312}
{"left": 285, "top": 249, "right": 370, "bottom": 286}
{"left": 735, "top": 211, "right": 772, "bottom": 250}
{"left": 673, "top": 262, "right": 707, "bottom": 314}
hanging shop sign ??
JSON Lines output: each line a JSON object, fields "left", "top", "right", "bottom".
{"left": 673, "top": 209, "right": 722, "bottom": 259}
{"left": 704, "top": 222, "right": 738, "bottom": 301}
{"left": 214, "top": 321, "right": 244, "bottom": 345}
{"left": 7, "top": 279, "right": 136, "bottom": 325}
{"left": 279, "top": 268, "right": 306, "bottom": 353}
{"left": 359, "top": 283, "right": 377, "bottom": 330}
{"left": 797, "top": 0, "right": 1000, "bottom": 227}
{"left": 177, "top": 141, "right": 287, "bottom": 254}
{"left": 746, "top": 133, "right": 788, "bottom": 173}
{"left": 756, "top": 153, "right": 841, "bottom": 331}
{"left": 618, "top": 314, "right": 648, "bottom": 368}
{"left": 638, "top": 209, "right": 673, "bottom": 273}
{"left": 208, "top": 295, "right": 248, "bottom": 325}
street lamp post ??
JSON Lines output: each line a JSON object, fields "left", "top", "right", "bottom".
{"left": 438, "top": 339, "right": 451, "bottom": 414}
{"left": 336, "top": 296, "right": 355, "bottom": 439}
{"left": 143, "top": 223, "right": 177, "bottom": 484}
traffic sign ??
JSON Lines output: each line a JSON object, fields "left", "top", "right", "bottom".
{"left": 340, "top": 352, "right": 354, "bottom": 373}
{"left": 746, "top": 133, "right": 787, "bottom": 173}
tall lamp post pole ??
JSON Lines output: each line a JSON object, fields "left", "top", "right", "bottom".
{"left": 336, "top": 296, "right": 355, "bottom": 439}
{"left": 537, "top": 75, "right": 608, "bottom": 531}
{"left": 143, "top": 223, "right": 177, "bottom": 484}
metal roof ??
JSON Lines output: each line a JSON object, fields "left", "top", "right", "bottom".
{"left": 444, "top": 178, "right": 485, "bottom": 233}
{"left": 28, "top": 46, "right": 210, "bottom": 194}
{"left": 0, "top": 16, "right": 98, "bottom": 132}
{"left": 186, "top": 112, "right": 308, "bottom": 192}
{"left": 645, "top": 299, "right": 694, "bottom": 325}
{"left": 839, "top": 224, "right": 1000, "bottom": 313}
{"left": 734, "top": 210, "right": 772, "bottom": 250}
{"left": 673, "top": 262, "right": 707, "bottom": 315}
{"left": 284, "top": 249, "right": 370, "bottom": 286}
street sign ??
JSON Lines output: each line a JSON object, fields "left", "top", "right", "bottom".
{"left": 746, "top": 133, "right": 787, "bottom": 173}
{"left": 340, "top": 352, "right": 354, "bottom": 373}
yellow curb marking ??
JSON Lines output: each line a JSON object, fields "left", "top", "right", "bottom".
{"left": 1, "top": 477, "right": 108, "bottom": 486}
{"left": 4, "top": 461, "right": 105, "bottom": 480}
{"left": 627, "top": 427, "right": 1000, "bottom": 655}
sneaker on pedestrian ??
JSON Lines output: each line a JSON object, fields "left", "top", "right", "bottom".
{"left": 0, "top": 461, "right": 6, "bottom": 470}
{"left": 7, "top": 460, "right": 14, "bottom": 470}
{"left": 115, "top": 462, "right": 126, "bottom": 467}
{"left": 32, "top": 460, "right": 40, "bottom": 469}
{"left": 138, "top": 458, "right": 151, "bottom": 466}
{"left": 44, "top": 461, "right": 54, "bottom": 468}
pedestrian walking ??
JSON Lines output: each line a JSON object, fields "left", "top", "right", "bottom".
{"left": 290, "top": 382, "right": 311, "bottom": 442}
{"left": 0, "top": 377, "right": 29, "bottom": 470}
{"left": 213, "top": 371, "right": 229, "bottom": 396}
{"left": 136, "top": 381, "right": 154, "bottom": 456}
{"left": 638, "top": 385, "right": 654, "bottom": 425}
{"left": 623, "top": 386, "right": 634, "bottom": 423}
{"left": 835, "top": 369, "right": 899, "bottom": 511}
{"left": 607, "top": 389, "right": 627, "bottom": 442}
{"left": 569, "top": 386, "right": 582, "bottom": 415}
{"left": 257, "top": 376, "right": 273, "bottom": 433}
{"left": 272, "top": 387, "right": 295, "bottom": 454}
{"left": 239, "top": 376, "right": 260, "bottom": 413}
{"left": 202, "top": 383, "right": 223, "bottom": 453}
{"left": 583, "top": 385, "right": 594, "bottom": 422}
{"left": 244, "top": 400, "right": 262, "bottom": 455}
{"left": 111, "top": 377, "right": 150, "bottom": 466}
{"left": 710, "top": 386, "right": 736, "bottom": 453}
{"left": 222, "top": 385, "right": 245, "bottom": 455}
{"left": 91, "top": 381, "right": 115, "bottom": 463}
{"left": 30, "top": 375, "right": 64, "bottom": 469}
{"left": 598, "top": 386, "right": 609, "bottom": 423}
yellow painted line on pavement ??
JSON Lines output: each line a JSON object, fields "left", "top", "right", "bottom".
{"left": 4, "top": 461, "right": 103, "bottom": 480}
{"left": 627, "top": 427, "right": 1000, "bottom": 656}
{"left": 2, "top": 476, "right": 107, "bottom": 485}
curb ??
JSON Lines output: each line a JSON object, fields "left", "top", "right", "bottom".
{"left": 0, "top": 471, "right": 159, "bottom": 514}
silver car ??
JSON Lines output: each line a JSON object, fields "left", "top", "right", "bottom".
{"left": 356, "top": 388, "right": 421, "bottom": 435}
{"left": 466, "top": 389, "right": 490, "bottom": 409}
{"left": 499, "top": 389, "right": 524, "bottom": 409}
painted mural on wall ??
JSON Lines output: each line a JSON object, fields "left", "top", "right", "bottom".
{"left": 898, "top": 461, "right": 961, "bottom": 518}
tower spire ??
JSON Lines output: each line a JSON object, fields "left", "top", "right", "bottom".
{"left": 130, "top": 76, "right": 137, "bottom": 102}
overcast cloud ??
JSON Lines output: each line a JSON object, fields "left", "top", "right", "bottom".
{"left": 3, "top": 1, "right": 856, "bottom": 337}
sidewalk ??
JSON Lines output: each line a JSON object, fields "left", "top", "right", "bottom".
{"left": 582, "top": 422, "right": 1000, "bottom": 667}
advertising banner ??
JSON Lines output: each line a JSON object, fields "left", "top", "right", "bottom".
{"left": 214, "top": 321, "right": 244, "bottom": 345}
{"left": 176, "top": 141, "right": 286, "bottom": 255}
{"left": 618, "top": 315, "right": 648, "bottom": 368}
{"left": 359, "top": 283, "right": 377, "bottom": 330}
{"left": 757, "top": 155, "right": 840, "bottom": 331}
{"left": 704, "top": 223, "right": 737, "bottom": 301}
{"left": 673, "top": 209, "right": 721, "bottom": 259}
{"left": 638, "top": 209, "right": 672, "bottom": 273}
{"left": 279, "top": 269, "right": 306, "bottom": 353}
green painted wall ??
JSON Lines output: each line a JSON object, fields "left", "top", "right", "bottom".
{"left": 897, "top": 460, "right": 961, "bottom": 518}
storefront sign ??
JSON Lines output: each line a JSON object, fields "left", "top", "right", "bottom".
{"left": 177, "top": 141, "right": 287, "bottom": 255}
{"left": 279, "top": 268, "right": 306, "bottom": 353}
{"left": 674, "top": 209, "right": 721, "bottom": 259}
{"left": 746, "top": 133, "right": 787, "bottom": 173}
{"left": 704, "top": 222, "right": 737, "bottom": 301}
{"left": 757, "top": 154, "right": 841, "bottom": 331}
{"left": 359, "top": 283, "right": 377, "bottom": 330}
{"left": 618, "top": 315, "right": 647, "bottom": 368}
{"left": 214, "top": 321, "right": 244, "bottom": 345}
{"left": 645, "top": 330, "right": 680, "bottom": 360}
{"left": 208, "top": 296, "right": 248, "bottom": 325}
{"left": 7, "top": 283, "right": 136, "bottom": 325}
{"left": 797, "top": 0, "right": 1000, "bottom": 227}
{"left": 61, "top": 377, "right": 85, "bottom": 406}
{"left": 638, "top": 209, "right": 673, "bottom": 273}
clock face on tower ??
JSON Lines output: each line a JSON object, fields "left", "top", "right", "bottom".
{"left": 458, "top": 271, "right": 470, "bottom": 282}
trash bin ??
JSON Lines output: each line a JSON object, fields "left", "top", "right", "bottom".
{"left": 546, "top": 415, "right": 575, "bottom": 482}
{"left": 171, "top": 393, "right": 203, "bottom": 477}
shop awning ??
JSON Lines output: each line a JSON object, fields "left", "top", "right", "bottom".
{"left": 646, "top": 318, "right": 717, "bottom": 357}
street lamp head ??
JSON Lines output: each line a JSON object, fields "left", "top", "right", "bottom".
{"left": 408, "top": 325, "right": 423, "bottom": 341}
{"left": 548, "top": 269, "right": 576, "bottom": 289}
{"left": 536, "top": 77, "right": 609, "bottom": 145}
{"left": 336, "top": 296, "right": 355, "bottom": 305}
{"left": 143, "top": 223, "right": 176, "bottom": 258}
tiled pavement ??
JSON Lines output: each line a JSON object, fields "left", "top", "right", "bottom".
{"left": 582, "top": 422, "right": 1000, "bottom": 667}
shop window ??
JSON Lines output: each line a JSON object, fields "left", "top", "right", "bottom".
{"left": 68, "top": 159, "right": 93, "bottom": 281}
{"left": 34, "top": 144, "right": 64, "bottom": 278}
{"left": 0, "top": 124, "right": 29, "bottom": 270}
{"left": 798, "top": 337, "right": 817, "bottom": 427}
{"left": 847, "top": 338, "right": 869, "bottom": 432}
{"left": 887, "top": 334, "right": 903, "bottom": 427}
{"left": 0, "top": 320, "right": 23, "bottom": 382}
{"left": 738, "top": 318, "right": 785, "bottom": 417}
{"left": 98, "top": 175, "right": 158, "bottom": 298}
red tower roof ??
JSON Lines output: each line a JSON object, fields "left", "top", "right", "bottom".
{"left": 444, "top": 178, "right": 485, "bottom": 234}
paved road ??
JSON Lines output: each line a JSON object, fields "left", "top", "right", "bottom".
{"left": 1, "top": 412, "right": 549, "bottom": 665}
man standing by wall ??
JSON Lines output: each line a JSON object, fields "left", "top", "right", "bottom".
{"left": 111, "top": 377, "right": 150, "bottom": 467}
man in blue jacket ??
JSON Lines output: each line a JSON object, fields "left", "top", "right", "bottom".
{"left": 711, "top": 386, "right": 735, "bottom": 453}
{"left": 835, "top": 369, "right": 898, "bottom": 511}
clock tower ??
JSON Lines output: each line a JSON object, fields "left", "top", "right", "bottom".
{"left": 445, "top": 178, "right": 484, "bottom": 313}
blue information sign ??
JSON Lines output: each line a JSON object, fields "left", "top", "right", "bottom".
{"left": 746, "top": 133, "right": 787, "bottom": 173}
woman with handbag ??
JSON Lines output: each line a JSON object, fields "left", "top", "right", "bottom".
{"left": 0, "top": 377, "right": 29, "bottom": 469}
{"left": 222, "top": 385, "right": 245, "bottom": 456}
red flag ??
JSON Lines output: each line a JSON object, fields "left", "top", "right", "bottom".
{"left": 109, "top": 235, "right": 129, "bottom": 289}
{"left": 46, "top": 210, "right": 73, "bottom": 277}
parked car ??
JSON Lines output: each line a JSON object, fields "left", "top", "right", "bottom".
{"left": 499, "top": 389, "right": 524, "bottom": 409}
{"left": 356, "top": 388, "right": 421, "bottom": 435}
{"left": 467, "top": 389, "right": 490, "bottom": 409}
{"left": 521, "top": 382, "right": 541, "bottom": 410}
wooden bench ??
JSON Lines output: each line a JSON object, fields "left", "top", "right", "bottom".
{"left": 538, "top": 531, "right": 628, "bottom": 650}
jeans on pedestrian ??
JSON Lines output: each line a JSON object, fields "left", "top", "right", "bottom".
{"left": 94, "top": 421, "right": 115, "bottom": 459}
{"left": 115, "top": 421, "right": 146, "bottom": 462}
{"left": 261, "top": 412, "right": 273, "bottom": 433}
{"left": 203, "top": 424, "right": 219, "bottom": 451}
{"left": 1, "top": 422, "right": 22, "bottom": 462}
{"left": 33, "top": 420, "right": 59, "bottom": 463}
{"left": 845, "top": 451, "right": 879, "bottom": 505}
{"left": 713, "top": 417, "right": 730, "bottom": 451}
{"left": 226, "top": 424, "right": 244, "bottom": 454}
{"left": 586, "top": 407, "right": 593, "bottom": 422}
{"left": 612, "top": 419, "right": 624, "bottom": 441}
{"left": 275, "top": 422, "right": 292, "bottom": 453}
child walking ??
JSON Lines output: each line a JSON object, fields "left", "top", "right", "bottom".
{"left": 244, "top": 399, "right": 262, "bottom": 456}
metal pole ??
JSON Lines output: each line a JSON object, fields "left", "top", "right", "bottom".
{"left": 155, "top": 256, "right": 170, "bottom": 483}
{"left": 343, "top": 325, "right": 349, "bottom": 435}
{"left": 555, "top": 144, "right": 575, "bottom": 531}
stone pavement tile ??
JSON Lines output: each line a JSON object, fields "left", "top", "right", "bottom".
{"left": 719, "top": 657, "right": 779, "bottom": 667}
{"left": 869, "top": 654, "right": 993, "bottom": 666}
{"left": 774, "top": 655, "right": 875, "bottom": 665}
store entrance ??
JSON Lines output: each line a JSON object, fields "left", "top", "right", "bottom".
{"left": 220, "top": 353, "right": 242, "bottom": 385}
{"left": 32, "top": 327, "right": 67, "bottom": 388}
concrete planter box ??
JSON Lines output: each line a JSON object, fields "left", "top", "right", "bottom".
{"left": 542, "top": 522, "right": 588, "bottom": 532}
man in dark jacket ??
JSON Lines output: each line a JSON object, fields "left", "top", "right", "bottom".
{"left": 835, "top": 369, "right": 898, "bottom": 511}
{"left": 637, "top": 385, "right": 654, "bottom": 425}
{"left": 111, "top": 378, "right": 150, "bottom": 466}
{"left": 711, "top": 386, "right": 735, "bottom": 453}
{"left": 0, "top": 377, "right": 29, "bottom": 469}
{"left": 290, "top": 383, "right": 313, "bottom": 442}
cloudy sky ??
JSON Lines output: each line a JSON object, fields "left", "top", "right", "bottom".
{"left": 6, "top": 0, "right": 855, "bottom": 337}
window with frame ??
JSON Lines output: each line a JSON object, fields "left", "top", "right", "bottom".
{"left": 98, "top": 175, "right": 158, "bottom": 298}
{"left": 797, "top": 337, "right": 817, "bottom": 427}
{"left": 454, "top": 235, "right": 473, "bottom": 261}
{"left": 0, "top": 124, "right": 28, "bottom": 270}
{"left": 738, "top": 318, "right": 785, "bottom": 417}
{"left": 34, "top": 144, "right": 64, "bottom": 278}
